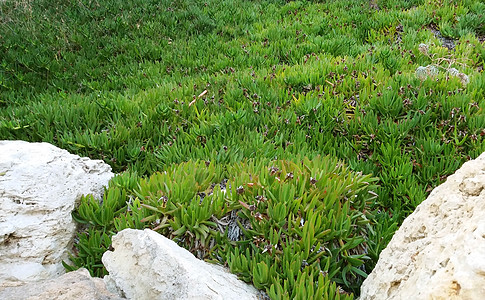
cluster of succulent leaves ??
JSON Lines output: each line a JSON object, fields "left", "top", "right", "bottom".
{"left": 1, "top": 0, "right": 484, "bottom": 298}
{"left": 67, "top": 157, "right": 394, "bottom": 298}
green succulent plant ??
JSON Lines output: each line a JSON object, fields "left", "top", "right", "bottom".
{"left": 1, "top": 0, "right": 484, "bottom": 298}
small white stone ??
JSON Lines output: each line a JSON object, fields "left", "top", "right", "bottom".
{"left": 103, "top": 229, "right": 261, "bottom": 300}
{"left": 415, "top": 66, "right": 428, "bottom": 79}
{"left": 425, "top": 65, "right": 438, "bottom": 76}
{"left": 418, "top": 43, "right": 429, "bottom": 54}
{"left": 447, "top": 67, "right": 460, "bottom": 76}
{"left": 0, "top": 268, "right": 123, "bottom": 299}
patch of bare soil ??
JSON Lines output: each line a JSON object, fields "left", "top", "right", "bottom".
{"left": 427, "top": 24, "right": 456, "bottom": 50}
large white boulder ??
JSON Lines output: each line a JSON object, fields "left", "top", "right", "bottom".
{"left": 360, "top": 152, "right": 485, "bottom": 299}
{"left": 0, "top": 268, "right": 124, "bottom": 300}
{"left": 0, "top": 141, "right": 114, "bottom": 290}
{"left": 103, "top": 229, "right": 261, "bottom": 300}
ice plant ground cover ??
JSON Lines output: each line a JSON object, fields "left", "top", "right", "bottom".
{"left": 0, "top": 0, "right": 484, "bottom": 298}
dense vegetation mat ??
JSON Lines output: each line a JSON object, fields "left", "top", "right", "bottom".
{"left": 1, "top": 0, "right": 484, "bottom": 298}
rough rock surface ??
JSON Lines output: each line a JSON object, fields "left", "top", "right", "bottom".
{"left": 0, "top": 141, "right": 114, "bottom": 289}
{"left": 360, "top": 152, "right": 485, "bottom": 299}
{"left": 103, "top": 229, "right": 261, "bottom": 300}
{"left": 0, "top": 268, "right": 124, "bottom": 300}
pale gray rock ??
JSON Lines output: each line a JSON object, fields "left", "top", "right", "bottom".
{"left": 360, "top": 152, "right": 485, "bottom": 299}
{"left": 0, "top": 141, "right": 114, "bottom": 290}
{"left": 0, "top": 268, "right": 124, "bottom": 300}
{"left": 103, "top": 229, "right": 261, "bottom": 300}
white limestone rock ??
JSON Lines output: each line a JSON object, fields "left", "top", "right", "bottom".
{"left": 0, "top": 268, "right": 124, "bottom": 300}
{"left": 103, "top": 229, "right": 261, "bottom": 300}
{"left": 0, "top": 141, "right": 114, "bottom": 290}
{"left": 360, "top": 152, "right": 485, "bottom": 299}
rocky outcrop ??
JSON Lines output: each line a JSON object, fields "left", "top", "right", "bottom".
{"left": 360, "top": 152, "right": 485, "bottom": 299}
{"left": 103, "top": 229, "right": 261, "bottom": 300}
{"left": 0, "top": 141, "right": 114, "bottom": 290}
{"left": 0, "top": 268, "right": 124, "bottom": 300}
